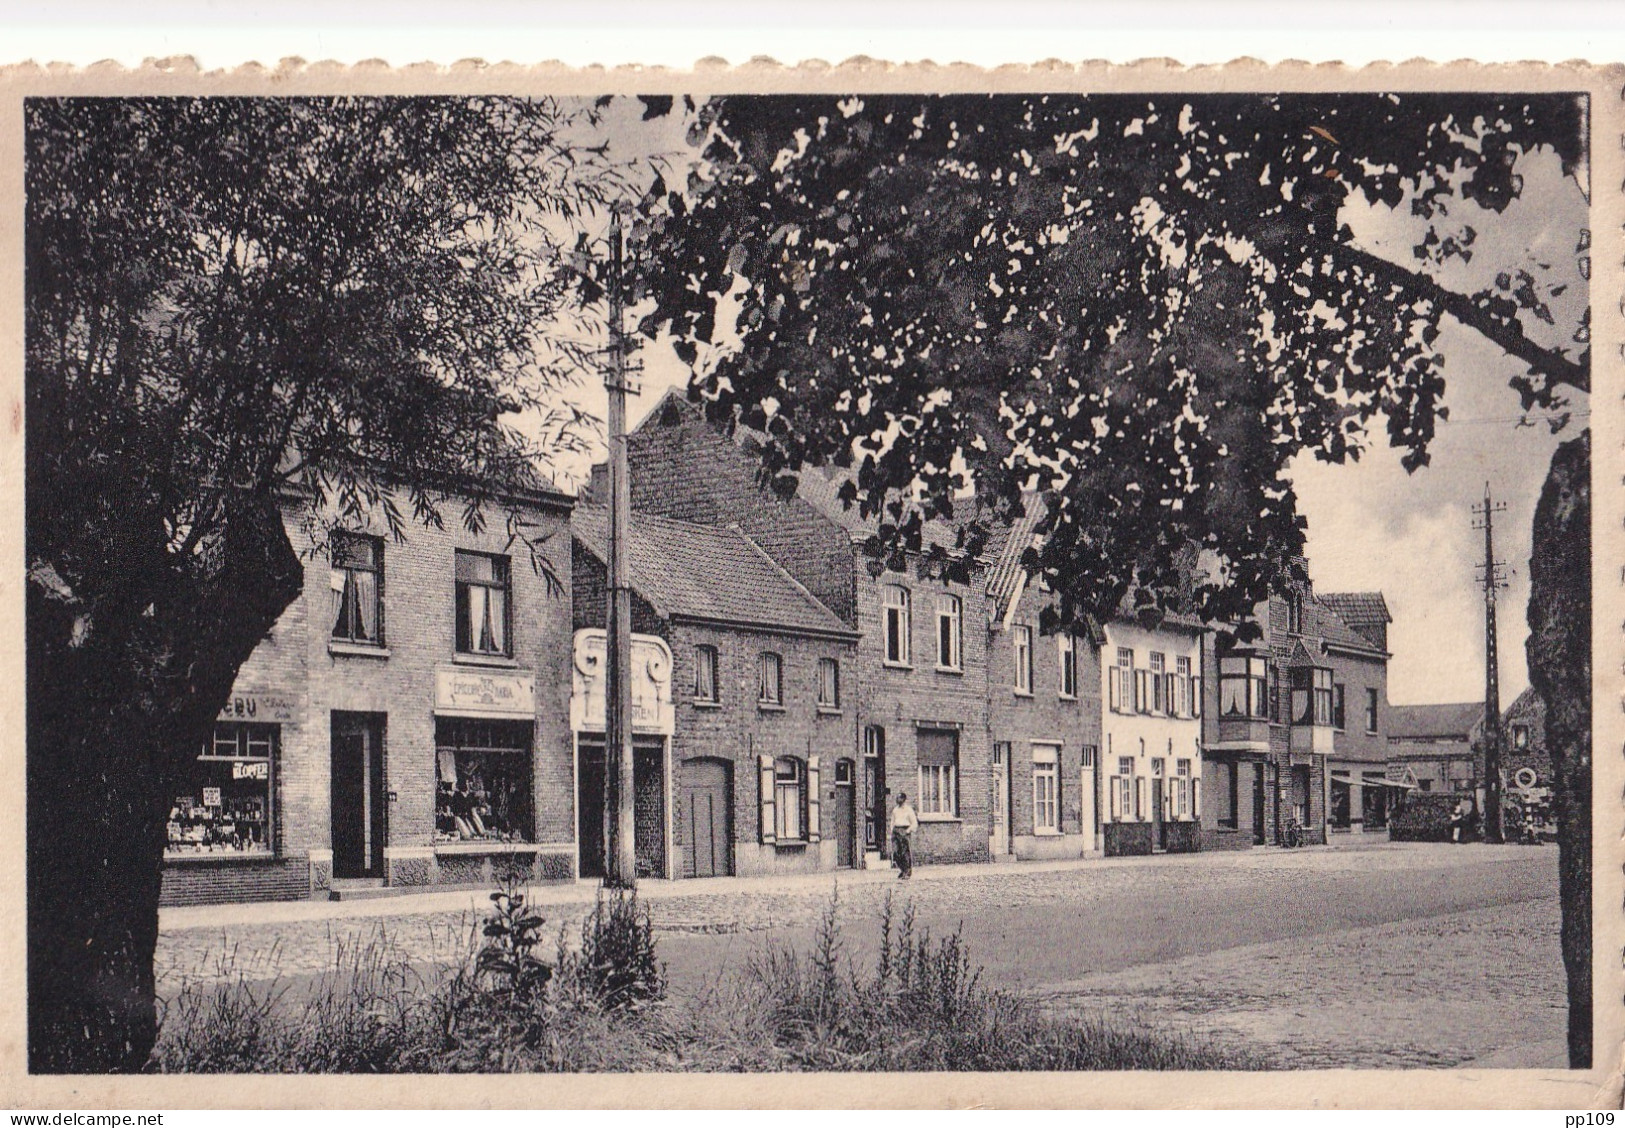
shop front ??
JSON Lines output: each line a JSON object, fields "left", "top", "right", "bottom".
{"left": 569, "top": 629, "right": 675, "bottom": 880}
{"left": 161, "top": 691, "right": 312, "bottom": 906}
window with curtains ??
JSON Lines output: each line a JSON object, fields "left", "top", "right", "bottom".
{"left": 330, "top": 534, "right": 383, "bottom": 645}
{"left": 1013, "top": 625, "right": 1033, "bottom": 695}
{"left": 917, "top": 728, "right": 959, "bottom": 817}
{"left": 454, "top": 551, "right": 511, "bottom": 657}
{"left": 1058, "top": 635, "right": 1078, "bottom": 699}
{"left": 1175, "top": 655, "right": 1193, "bottom": 717}
{"left": 883, "top": 584, "right": 912, "bottom": 666}
{"left": 936, "top": 594, "right": 962, "bottom": 670}
{"left": 1219, "top": 653, "right": 1268, "bottom": 719}
{"left": 1032, "top": 744, "right": 1060, "bottom": 833}
{"left": 1149, "top": 652, "right": 1166, "bottom": 714}
{"left": 693, "top": 645, "right": 719, "bottom": 703}
{"left": 758, "top": 651, "right": 784, "bottom": 706}
{"left": 816, "top": 657, "right": 840, "bottom": 709}
{"left": 1291, "top": 665, "right": 1335, "bottom": 727}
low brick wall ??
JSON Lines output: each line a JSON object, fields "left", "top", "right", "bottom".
{"left": 160, "top": 855, "right": 311, "bottom": 907}
{"left": 1104, "top": 822, "right": 1154, "bottom": 857}
{"left": 1201, "top": 826, "right": 1254, "bottom": 851}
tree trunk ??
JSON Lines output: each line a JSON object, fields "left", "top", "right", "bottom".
{"left": 1526, "top": 431, "right": 1590, "bottom": 1070}
{"left": 27, "top": 492, "right": 303, "bottom": 1073}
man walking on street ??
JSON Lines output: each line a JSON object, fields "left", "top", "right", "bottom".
{"left": 890, "top": 792, "right": 917, "bottom": 880}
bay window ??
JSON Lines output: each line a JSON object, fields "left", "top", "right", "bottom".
{"left": 1219, "top": 654, "right": 1268, "bottom": 720}
{"left": 1291, "top": 665, "right": 1335, "bottom": 727}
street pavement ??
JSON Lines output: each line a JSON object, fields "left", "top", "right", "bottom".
{"left": 157, "top": 839, "right": 1564, "bottom": 1069}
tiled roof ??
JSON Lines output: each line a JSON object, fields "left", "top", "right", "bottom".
{"left": 794, "top": 464, "right": 978, "bottom": 559}
{"left": 1308, "top": 597, "right": 1380, "bottom": 653}
{"left": 1386, "top": 702, "right": 1485, "bottom": 741}
{"left": 572, "top": 505, "right": 853, "bottom": 638}
{"left": 984, "top": 493, "right": 1047, "bottom": 612}
{"left": 1318, "top": 592, "right": 1391, "bottom": 646}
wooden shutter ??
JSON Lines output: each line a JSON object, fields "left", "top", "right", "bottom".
{"left": 1136, "top": 776, "right": 1147, "bottom": 821}
{"left": 1108, "top": 667, "right": 1121, "bottom": 711}
{"left": 1165, "top": 674, "right": 1177, "bottom": 716}
{"left": 806, "top": 755, "right": 821, "bottom": 843}
{"left": 1193, "top": 777, "right": 1202, "bottom": 820}
{"left": 1109, "top": 776, "right": 1121, "bottom": 821}
{"left": 1192, "top": 676, "right": 1202, "bottom": 718}
{"left": 758, "top": 753, "right": 776, "bottom": 844}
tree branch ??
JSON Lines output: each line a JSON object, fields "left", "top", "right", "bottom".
{"left": 1337, "top": 241, "right": 1590, "bottom": 394}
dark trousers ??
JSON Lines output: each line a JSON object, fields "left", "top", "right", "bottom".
{"left": 891, "top": 829, "right": 913, "bottom": 877}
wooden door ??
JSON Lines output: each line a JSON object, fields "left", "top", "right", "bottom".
{"left": 577, "top": 739, "right": 606, "bottom": 879}
{"left": 1252, "top": 762, "right": 1267, "bottom": 845}
{"left": 680, "top": 757, "right": 731, "bottom": 878}
{"left": 990, "top": 742, "right": 1011, "bottom": 855}
{"left": 833, "top": 758, "right": 857, "bottom": 867}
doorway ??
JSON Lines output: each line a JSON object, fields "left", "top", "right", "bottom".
{"left": 1252, "top": 761, "right": 1267, "bottom": 845}
{"left": 331, "top": 712, "right": 386, "bottom": 879}
{"left": 1079, "top": 745, "right": 1097, "bottom": 849}
{"left": 680, "top": 757, "right": 732, "bottom": 878}
{"left": 990, "top": 742, "right": 1011, "bottom": 856}
{"left": 833, "top": 757, "right": 857, "bottom": 867}
{"left": 577, "top": 736, "right": 668, "bottom": 879}
{"left": 863, "top": 725, "right": 886, "bottom": 858}
{"left": 1151, "top": 757, "right": 1167, "bottom": 850}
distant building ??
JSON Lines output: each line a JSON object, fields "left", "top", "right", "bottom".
{"left": 1385, "top": 701, "right": 1484, "bottom": 794}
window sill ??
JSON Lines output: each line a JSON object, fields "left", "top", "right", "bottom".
{"left": 691, "top": 700, "right": 723, "bottom": 710}
{"left": 164, "top": 850, "right": 278, "bottom": 865}
{"left": 882, "top": 661, "right": 915, "bottom": 672}
{"left": 1058, "top": 693, "right": 1078, "bottom": 702}
{"left": 816, "top": 706, "right": 843, "bottom": 716}
{"left": 918, "top": 814, "right": 961, "bottom": 824}
{"left": 935, "top": 665, "right": 963, "bottom": 676}
{"left": 434, "top": 841, "right": 538, "bottom": 855}
{"left": 452, "top": 653, "right": 520, "bottom": 669}
{"left": 329, "top": 641, "right": 390, "bottom": 660}
{"left": 1033, "top": 828, "right": 1062, "bottom": 838}
{"left": 758, "top": 703, "right": 787, "bottom": 714}
{"left": 1012, "top": 689, "right": 1034, "bottom": 699}
{"left": 772, "top": 839, "right": 810, "bottom": 850}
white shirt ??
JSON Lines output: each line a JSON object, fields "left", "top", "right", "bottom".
{"left": 890, "top": 802, "right": 918, "bottom": 834}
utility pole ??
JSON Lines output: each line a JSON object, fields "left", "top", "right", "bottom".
{"left": 1472, "top": 483, "right": 1510, "bottom": 845}
{"left": 603, "top": 209, "right": 641, "bottom": 888}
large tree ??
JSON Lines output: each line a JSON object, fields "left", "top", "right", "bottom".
{"left": 637, "top": 93, "right": 1591, "bottom": 1062}
{"left": 25, "top": 97, "right": 620, "bottom": 1072}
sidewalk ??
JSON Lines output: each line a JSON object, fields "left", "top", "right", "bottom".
{"left": 158, "top": 834, "right": 1428, "bottom": 933}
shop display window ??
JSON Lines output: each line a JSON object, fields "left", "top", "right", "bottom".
{"left": 435, "top": 718, "right": 534, "bottom": 844}
{"left": 166, "top": 723, "right": 276, "bottom": 857}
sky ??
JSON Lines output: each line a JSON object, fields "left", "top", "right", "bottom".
{"left": 537, "top": 96, "right": 1590, "bottom": 708}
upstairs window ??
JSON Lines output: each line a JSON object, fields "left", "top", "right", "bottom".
{"left": 1109, "top": 647, "right": 1133, "bottom": 713}
{"left": 693, "top": 645, "right": 719, "bottom": 704}
{"left": 1291, "top": 666, "right": 1335, "bottom": 727}
{"left": 936, "top": 594, "right": 963, "bottom": 670}
{"left": 883, "top": 585, "right": 912, "bottom": 666}
{"left": 1219, "top": 654, "right": 1268, "bottom": 720}
{"left": 330, "top": 534, "right": 383, "bottom": 645}
{"left": 1286, "top": 591, "right": 1305, "bottom": 635}
{"left": 1365, "top": 687, "right": 1380, "bottom": 734}
{"left": 1174, "top": 655, "right": 1194, "bottom": 717}
{"left": 1013, "top": 625, "right": 1034, "bottom": 695}
{"left": 758, "top": 651, "right": 784, "bottom": 706}
{"left": 455, "top": 551, "right": 511, "bottom": 657}
{"left": 1333, "top": 683, "right": 1347, "bottom": 730}
{"left": 1512, "top": 723, "right": 1530, "bottom": 750}
{"left": 817, "top": 657, "right": 840, "bottom": 710}
{"left": 1058, "top": 635, "right": 1078, "bottom": 699}
{"left": 1149, "top": 652, "right": 1167, "bottom": 714}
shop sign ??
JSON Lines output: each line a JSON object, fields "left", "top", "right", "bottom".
{"left": 435, "top": 669, "right": 536, "bottom": 718}
{"left": 217, "top": 693, "right": 298, "bottom": 723}
{"left": 233, "top": 761, "right": 269, "bottom": 781}
{"left": 570, "top": 629, "right": 674, "bottom": 736}
{"left": 202, "top": 787, "right": 222, "bottom": 808}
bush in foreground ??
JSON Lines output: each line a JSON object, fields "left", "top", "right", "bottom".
{"left": 151, "top": 885, "right": 1257, "bottom": 1072}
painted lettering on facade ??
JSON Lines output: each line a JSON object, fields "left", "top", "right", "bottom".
{"left": 569, "top": 629, "right": 674, "bottom": 736}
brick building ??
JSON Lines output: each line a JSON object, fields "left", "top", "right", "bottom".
{"left": 984, "top": 501, "right": 1104, "bottom": 860}
{"left": 1201, "top": 582, "right": 1390, "bottom": 849}
{"left": 1385, "top": 701, "right": 1484, "bottom": 795}
{"left": 571, "top": 506, "right": 859, "bottom": 878}
{"left": 1500, "top": 686, "right": 1555, "bottom": 790}
{"left": 617, "top": 392, "right": 993, "bottom": 867}
{"left": 161, "top": 478, "right": 578, "bottom": 906}
{"left": 1315, "top": 592, "right": 1400, "bottom": 834}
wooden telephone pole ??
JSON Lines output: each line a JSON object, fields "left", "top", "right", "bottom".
{"left": 603, "top": 209, "right": 641, "bottom": 888}
{"left": 1472, "top": 483, "right": 1509, "bottom": 846}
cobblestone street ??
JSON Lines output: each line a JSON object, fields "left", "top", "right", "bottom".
{"left": 157, "top": 840, "right": 1564, "bottom": 1069}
